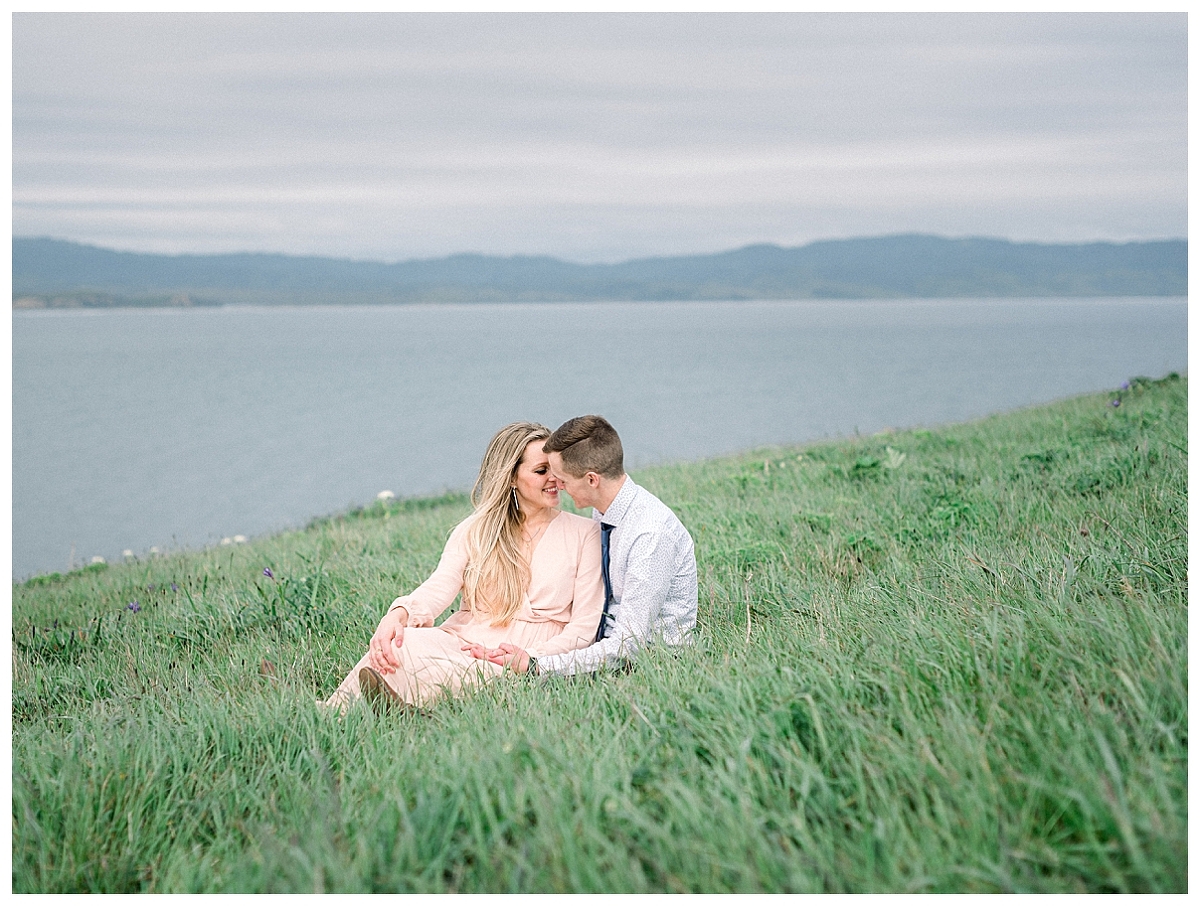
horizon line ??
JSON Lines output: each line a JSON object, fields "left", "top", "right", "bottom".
{"left": 13, "top": 232, "right": 1189, "bottom": 270}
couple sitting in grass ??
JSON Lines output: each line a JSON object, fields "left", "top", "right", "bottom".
{"left": 324, "top": 415, "right": 699, "bottom": 711}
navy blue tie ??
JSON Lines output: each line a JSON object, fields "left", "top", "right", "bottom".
{"left": 596, "top": 522, "right": 615, "bottom": 643}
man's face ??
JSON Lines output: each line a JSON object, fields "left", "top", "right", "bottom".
{"left": 547, "top": 451, "right": 598, "bottom": 509}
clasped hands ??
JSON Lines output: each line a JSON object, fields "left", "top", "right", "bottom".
{"left": 366, "top": 606, "right": 531, "bottom": 675}
{"left": 462, "top": 642, "right": 532, "bottom": 674}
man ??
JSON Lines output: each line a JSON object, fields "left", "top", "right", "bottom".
{"left": 475, "top": 414, "right": 698, "bottom": 675}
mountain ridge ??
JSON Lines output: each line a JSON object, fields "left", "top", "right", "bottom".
{"left": 12, "top": 234, "right": 1187, "bottom": 307}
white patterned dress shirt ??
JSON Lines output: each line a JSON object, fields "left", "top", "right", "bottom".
{"left": 536, "top": 476, "right": 698, "bottom": 675}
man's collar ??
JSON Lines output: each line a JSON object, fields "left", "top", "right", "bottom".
{"left": 596, "top": 475, "right": 635, "bottom": 525}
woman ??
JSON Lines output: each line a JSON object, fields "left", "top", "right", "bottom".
{"left": 324, "top": 422, "right": 603, "bottom": 710}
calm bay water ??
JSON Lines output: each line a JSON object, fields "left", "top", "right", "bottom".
{"left": 12, "top": 297, "right": 1187, "bottom": 579}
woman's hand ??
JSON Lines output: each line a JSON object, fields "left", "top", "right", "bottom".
{"left": 477, "top": 642, "right": 531, "bottom": 674}
{"left": 368, "top": 607, "right": 408, "bottom": 674}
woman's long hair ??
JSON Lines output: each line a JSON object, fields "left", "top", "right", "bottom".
{"left": 462, "top": 421, "right": 552, "bottom": 626}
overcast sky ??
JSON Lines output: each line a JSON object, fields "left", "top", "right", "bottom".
{"left": 11, "top": 12, "right": 1187, "bottom": 263}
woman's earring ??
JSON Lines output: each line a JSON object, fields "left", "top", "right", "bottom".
{"left": 511, "top": 487, "right": 519, "bottom": 511}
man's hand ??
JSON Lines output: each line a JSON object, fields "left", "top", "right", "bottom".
{"left": 469, "top": 642, "right": 531, "bottom": 674}
{"left": 367, "top": 607, "right": 408, "bottom": 674}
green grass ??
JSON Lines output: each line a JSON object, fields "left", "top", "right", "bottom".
{"left": 11, "top": 374, "right": 1187, "bottom": 892}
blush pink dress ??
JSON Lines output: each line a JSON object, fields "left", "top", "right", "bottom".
{"left": 326, "top": 510, "right": 603, "bottom": 707}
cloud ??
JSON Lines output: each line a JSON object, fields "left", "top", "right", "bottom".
{"left": 12, "top": 12, "right": 1187, "bottom": 261}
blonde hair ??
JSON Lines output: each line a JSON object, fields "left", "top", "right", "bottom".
{"left": 462, "top": 421, "right": 552, "bottom": 626}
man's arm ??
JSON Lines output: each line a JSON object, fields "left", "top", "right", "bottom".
{"left": 533, "top": 528, "right": 675, "bottom": 675}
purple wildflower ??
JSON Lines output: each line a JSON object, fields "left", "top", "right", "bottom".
{"left": 127, "top": 601, "right": 141, "bottom": 613}
{"left": 263, "top": 567, "right": 274, "bottom": 579}
{"left": 170, "top": 583, "right": 179, "bottom": 592}
{"left": 1110, "top": 399, "right": 1121, "bottom": 408}
{"left": 1120, "top": 381, "right": 1130, "bottom": 391}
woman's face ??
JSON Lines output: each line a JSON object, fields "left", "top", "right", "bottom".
{"left": 512, "top": 439, "right": 561, "bottom": 514}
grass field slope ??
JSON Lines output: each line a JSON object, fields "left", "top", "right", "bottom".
{"left": 11, "top": 374, "right": 1186, "bottom": 892}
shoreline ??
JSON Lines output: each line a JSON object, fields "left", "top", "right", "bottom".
{"left": 13, "top": 374, "right": 1184, "bottom": 587}
{"left": 12, "top": 293, "right": 1191, "bottom": 312}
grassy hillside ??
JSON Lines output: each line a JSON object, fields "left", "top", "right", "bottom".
{"left": 11, "top": 374, "right": 1187, "bottom": 892}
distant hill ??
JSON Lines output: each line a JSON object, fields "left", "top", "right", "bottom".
{"left": 11, "top": 234, "right": 1187, "bottom": 308}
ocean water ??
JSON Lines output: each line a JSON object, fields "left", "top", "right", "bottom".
{"left": 11, "top": 297, "right": 1187, "bottom": 579}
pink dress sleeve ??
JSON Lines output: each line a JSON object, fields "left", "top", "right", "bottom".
{"left": 526, "top": 519, "right": 605, "bottom": 658}
{"left": 386, "top": 518, "right": 472, "bottom": 626}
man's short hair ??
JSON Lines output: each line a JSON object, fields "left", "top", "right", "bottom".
{"left": 544, "top": 415, "right": 625, "bottom": 479}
